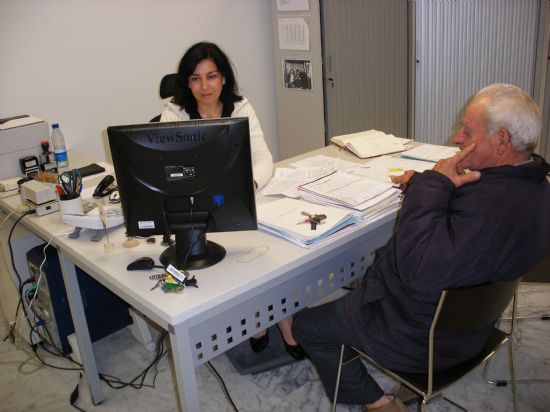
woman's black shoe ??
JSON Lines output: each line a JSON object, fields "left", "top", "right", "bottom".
{"left": 250, "top": 331, "right": 269, "bottom": 353}
{"left": 283, "top": 341, "right": 306, "bottom": 360}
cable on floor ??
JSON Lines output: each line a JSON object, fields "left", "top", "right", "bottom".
{"left": 207, "top": 360, "right": 239, "bottom": 412}
{"left": 69, "top": 373, "right": 86, "bottom": 412}
{"left": 99, "top": 329, "right": 169, "bottom": 390}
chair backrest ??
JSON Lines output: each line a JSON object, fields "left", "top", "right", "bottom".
{"left": 159, "top": 73, "right": 177, "bottom": 99}
{"left": 426, "top": 278, "right": 520, "bottom": 394}
{"left": 150, "top": 74, "right": 178, "bottom": 122}
{"left": 433, "top": 278, "right": 521, "bottom": 333}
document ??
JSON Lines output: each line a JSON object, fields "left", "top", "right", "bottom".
{"left": 400, "top": 144, "right": 459, "bottom": 162}
{"left": 276, "top": 0, "right": 310, "bottom": 12}
{"left": 290, "top": 154, "right": 361, "bottom": 171}
{"left": 353, "top": 155, "right": 435, "bottom": 182}
{"left": 298, "top": 171, "right": 394, "bottom": 209}
{"left": 330, "top": 129, "right": 410, "bottom": 159}
{"left": 278, "top": 18, "right": 310, "bottom": 50}
{"left": 261, "top": 165, "right": 335, "bottom": 198}
{"left": 257, "top": 197, "right": 359, "bottom": 248}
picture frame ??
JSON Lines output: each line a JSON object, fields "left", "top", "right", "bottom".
{"left": 282, "top": 58, "right": 313, "bottom": 91}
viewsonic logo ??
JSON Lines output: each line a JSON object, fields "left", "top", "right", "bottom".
{"left": 147, "top": 131, "right": 206, "bottom": 143}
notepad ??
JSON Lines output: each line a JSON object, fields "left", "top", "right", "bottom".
{"left": 330, "top": 129, "right": 410, "bottom": 159}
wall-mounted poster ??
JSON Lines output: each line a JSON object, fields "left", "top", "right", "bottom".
{"left": 278, "top": 18, "right": 310, "bottom": 50}
{"left": 276, "top": 0, "right": 309, "bottom": 12}
{"left": 282, "top": 59, "right": 312, "bottom": 91}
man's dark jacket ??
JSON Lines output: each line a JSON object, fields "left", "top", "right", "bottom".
{"left": 344, "top": 154, "right": 550, "bottom": 372}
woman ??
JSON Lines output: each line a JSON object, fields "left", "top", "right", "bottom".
{"left": 160, "top": 42, "right": 304, "bottom": 360}
{"left": 161, "top": 41, "right": 271, "bottom": 190}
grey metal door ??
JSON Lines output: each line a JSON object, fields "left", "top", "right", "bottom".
{"left": 321, "top": 0, "right": 409, "bottom": 142}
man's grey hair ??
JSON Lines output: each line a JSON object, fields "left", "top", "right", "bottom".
{"left": 473, "top": 83, "right": 541, "bottom": 153}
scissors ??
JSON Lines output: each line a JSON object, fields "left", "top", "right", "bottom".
{"left": 58, "top": 169, "right": 82, "bottom": 199}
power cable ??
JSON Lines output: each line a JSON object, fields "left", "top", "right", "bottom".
{"left": 207, "top": 361, "right": 239, "bottom": 411}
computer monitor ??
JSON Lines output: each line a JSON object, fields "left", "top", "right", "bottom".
{"left": 107, "top": 117, "right": 257, "bottom": 270}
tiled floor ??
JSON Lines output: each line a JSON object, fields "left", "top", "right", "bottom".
{"left": 1, "top": 284, "right": 548, "bottom": 412}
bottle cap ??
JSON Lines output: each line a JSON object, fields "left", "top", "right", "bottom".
{"left": 52, "top": 123, "right": 59, "bottom": 129}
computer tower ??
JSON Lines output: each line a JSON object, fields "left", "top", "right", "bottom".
{"left": 26, "top": 244, "right": 132, "bottom": 354}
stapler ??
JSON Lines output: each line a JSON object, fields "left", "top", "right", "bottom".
{"left": 93, "top": 175, "right": 116, "bottom": 197}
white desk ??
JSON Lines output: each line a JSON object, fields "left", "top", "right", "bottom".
{"left": 0, "top": 146, "right": 397, "bottom": 411}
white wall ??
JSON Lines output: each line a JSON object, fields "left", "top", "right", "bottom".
{"left": 0, "top": 0, "right": 280, "bottom": 162}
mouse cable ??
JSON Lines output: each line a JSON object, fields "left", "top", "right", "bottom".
{"left": 207, "top": 361, "right": 239, "bottom": 412}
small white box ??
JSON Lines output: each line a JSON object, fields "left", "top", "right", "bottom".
{"left": 0, "top": 115, "right": 50, "bottom": 180}
{"left": 20, "top": 180, "right": 57, "bottom": 205}
{"left": 0, "top": 177, "right": 20, "bottom": 192}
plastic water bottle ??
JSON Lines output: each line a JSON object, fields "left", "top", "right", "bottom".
{"left": 51, "top": 123, "right": 69, "bottom": 168}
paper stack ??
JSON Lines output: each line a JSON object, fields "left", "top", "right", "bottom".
{"left": 257, "top": 197, "right": 360, "bottom": 248}
{"left": 297, "top": 171, "right": 399, "bottom": 212}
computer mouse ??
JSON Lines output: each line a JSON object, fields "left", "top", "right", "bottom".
{"left": 126, "top": 257, "right": 156, "bottom": 271}
{"left": 109, "top": 190, "right": 120, "bottom": 203}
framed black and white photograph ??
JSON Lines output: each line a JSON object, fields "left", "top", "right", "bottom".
{"left": 282, "top": 58, "right": 312, "bottom": 91}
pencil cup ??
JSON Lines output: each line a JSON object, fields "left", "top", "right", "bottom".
{"left": 59, "top": 196, "right": 84, "bottom": 215}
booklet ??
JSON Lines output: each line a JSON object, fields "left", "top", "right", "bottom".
{"left": 330, "top": 129, "right": 410, "bottom": 159}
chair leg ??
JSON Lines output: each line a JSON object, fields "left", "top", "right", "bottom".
{"left": 484, "top": 328, "right": 550, "bottom": 385}
{"left": 419, "top": 398, "right": 427, "bottom": 412}
{"left": 332, "top": 344, "right": 346, "bottom": 412}
{"left": 508, "top": 337, "right": 517, "bottom": 412}
{"left": 485, "top": 292, "right": 550, "bottom": 386}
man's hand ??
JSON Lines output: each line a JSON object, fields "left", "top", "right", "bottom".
{"left": 390, "top": 170, "right": 416, "bottom": 192}
{"left": 432, "top": 143, "right": 481, "bottom": 187}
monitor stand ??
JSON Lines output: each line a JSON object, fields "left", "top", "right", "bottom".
{"left": 159, "top": 226, "right": 226, "bottom": 270}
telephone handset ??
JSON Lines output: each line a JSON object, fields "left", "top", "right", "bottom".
{"left": 93, "top": 175, "right": 115, "bottom": 198}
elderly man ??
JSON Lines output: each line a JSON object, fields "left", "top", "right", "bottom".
{"left": 293, "top": 83, "right": 550, "bottom": 412}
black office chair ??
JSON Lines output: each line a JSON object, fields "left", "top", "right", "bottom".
{"left": 150, "top": 73, "right": 177, "bottom": 122}
{"left": 332, "top": 279, "right": 521, "bottom": 412}
{"left": 484, "top": 254, "right": 550, "bottom": 386}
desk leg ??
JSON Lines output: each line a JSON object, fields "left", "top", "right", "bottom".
{"left": 58, "top": 251, "right": 105, "bottom": 405}
{"left": 169, "top": 322, "right": 200, "bottom": 412}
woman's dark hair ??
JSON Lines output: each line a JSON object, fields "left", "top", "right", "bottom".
{"left": 172, "top": 41, "right": 243, "bottom": 118}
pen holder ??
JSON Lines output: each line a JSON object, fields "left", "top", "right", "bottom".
{"left": 59, "top": 196, "right": 84, "bottom": 216}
